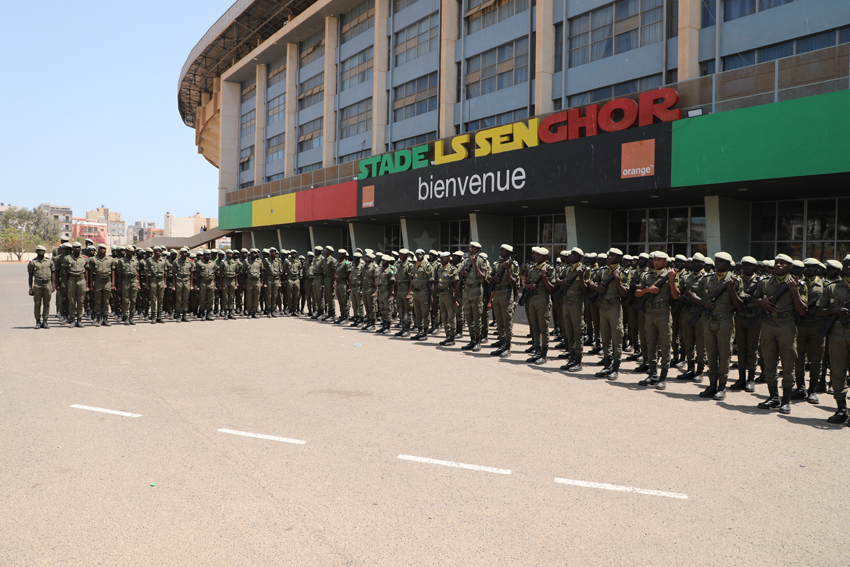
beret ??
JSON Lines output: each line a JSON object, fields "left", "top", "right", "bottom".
{"left": 501, "top": 244, "right": 514, "bottom": 252}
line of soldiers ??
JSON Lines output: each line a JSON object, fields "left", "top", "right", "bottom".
{"left": 27, "top": 237, "right": 850, "bottom": 426}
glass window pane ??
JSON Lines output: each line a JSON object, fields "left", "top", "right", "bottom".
{"left": 777, "top": 200, "right": 804, "bottom": 241}
{"left": 554, "top": 214, "right": 567, "bottom": 244}
{"left": 806, "top": 199, "right": 836, "bottom": 242}
{"left": 751, "top": 202, "right": 776, "bottom": 241}
{"left": 838, "top": 198, "right": 850, "bottom": 241}
{"left": 628, "top": 209, "right": 646, "bottom": 242}
{"left": 628, "top": 244, "right": 644, "bottom": 256}
{"left": 647, "top": 208, "right": 667, "bottom": 242}
{"left": 807, "top": 242, "right": 834, "bottom": 261}
{"left": 690, "top": 243, "right": 707, "bottom": 257}
{"left": 757, "top": 41, "right": 793, "bottom": 63}
{"left": 540, "top": 215, "right": 554, "bottom": 244}
{"left": 776, "top": 241, "right": 803, "bottom": 259}
{"left": 690, "top": 206, "right": 706, "bottom": 243}
{"left": 668, "top": 208, "right": 688, "bottom": 242}
{"left": 525, "top": 216, "right": 539, "bottom": 243}
{"left": 513, "top": 217, "right": 524, "bottom": 243}
{"left": 611, "top": 211, "right": 628, "bottom": 242}
{"left": 459, "top": 220, "right": 470, "bottom": 246}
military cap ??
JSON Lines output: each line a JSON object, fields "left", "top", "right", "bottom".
{"left": 217, "top": 249, "right": 225, "bottom": 255}
{"left": 391, "top": 251, "right": 399, "bottom": 257}
{"left": 365, "top": 248, "right": 374, "bottom": 255}
{"left": 452, "top": 251, "right": 465, "bottom": 257}
{"left": 260, "top": 248, "right": 268, "bottom": 254}
{"left": 715, "top": 252, "right": 733, "bottom": 263}
{"left": 251, "top": 248, "right": 260, "bottom": 253}
{"left": 84, "top": 238, "right": 94, "bottom": 245}
{"left": 560, "top": 249, "right": 570, "bottom": 256}
{"left": 775, "top": 253, "right": 793, "bottom": 263}
{"left": 803, "top": 258, "right": 824, "bottom": 268}
{"left": 843, "top": 254, "right": 850, "bottom": 263}
{"left": 225, "top": 248, "right": 234, "bottom": 254}
{"left": 674, "top": 254, "right": 687, "bottom": 261}
{"left": 826, "top": 259, "right": 842, "bottom": 269}
{"left": 480, "top": 252, "right": 488, "bottom": 259}
{"left": 598, "top": 253, "right": 608, "bottom": 259}
{"left": 144, "top": 247, "right": 152, "bottom": 253}
{"left": 325, "top": 245, "right": 334, "bottom": 251}
{"left": 764, "top": 259, "right": 775, "bottom": 268}
{"left": 571, "top": 247, "right": 584, "bottom": 256}
{"left": 381, "top": 254, "right": 392, "bottom": 261}
{"left": 532, "top": 246, "right": 549, "bottom": 256}
{"left": 353, "top": 252, "right": 362, "bottom": 258}
{"left": 399, "top": 248, "right": 410, "bottom": 255}
{"left": 366, "top": 253, "right": 376, "bottom": 259}
{"left": 623, "top": 254, "right": 633, "bottom": 261}
{"left": 608, "top": 247, "right": 623, "bottom": 256}
{"left": 429, "top": 249, "right": 438, "bottom": 256}
{"left": 415, "top": 248, "right": 425, "bottom": 254}
{"left": 740, "top": 256, "right": 758, "bottom": 265}
{"left": 469, "top": 241, "right": 482, "bottom": 248}
{"left": 338, "top": 248, "right": 347, "bottom": 254}
{"left": 240, "top": 248, "right": 249, "bottom": 253}
{"left": 202, "top": 249, "right": 211, "bottom": 255}
{"left": 35, "top": 244, "right": 47, "bottom": 252}
{"left": 501, "top": 244, "right": 514, "bottom": 252}
{"left": 60, "top": 235, "right": 69, "bottom": 242}
{"left": 638, "top": 252, "right": 650, "bottom": 259}
{"left": 269, "top": 247, "right": 277, "bottom": 253}
{"left": 72, "top": 241, "right": 82, "bottom": 248}
{"left": 128, "top": 245, "right": 137, "bottom": 252}
{"left": 653, "top": 251, "right": 670, "bottom": 260}
{"left": 307, "top": 251, "right": 315, "bottom": 256}
{"left": 693, "top": 252, "right": 705, "bottom": 262}
{"left": 440, "top": 251, "right": 450, "bottom": 258}
{"left": 97, "top": 243, "right": 107, "bottom": 249}
{"left": 298, "top": 255, "right": 305, "bottom": 260}
{"left": 180, "top": 246, "right": 189, "bottom": 252}
{"left": 315, "top": 246, "right": 323, "bottom": 251}
{"left": 61, "top": 242, "right": 72, "bottom": 249}
{"left": 704, "top": 257, "right": 715, "bottom": 266}
{"left": 586, "top": 252, "right": 598, "bottom": 259}
{"left": 189, "top": 253, "right": 197, "bottom": 258}
{"left": 792, "top": 259, "right": 805, "bottom": 268}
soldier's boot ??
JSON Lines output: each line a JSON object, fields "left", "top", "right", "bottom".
{"left": 588, "top": 340, "right": 602, "bottom": 356}
{"left": 479, "top": 330, "right": 488, "bottom": 344}
{"left": 826, "top": 399, "right": 848, "bottom": 424}
{"left": 149, "top": 310, "right": 155, "bottom": 321}
{"left": 349, "top": 318, "right": 360, "bottom": 327}
{"left": 206, "top": 310, "right": 213, "bottom": 321}
{"left": 270, "top": 309, "right": 277, "bottom": 318}
{"left": 778, "top": 389, "right": 792, "bottom": 414}
{"left": 607, "top": 360, "right": 620, "bottom": 380}
{"left": 755, "top": 360, "right": 766, "bottom": 383}
{"left": 533, "top": 347, "right": 547, "bottom": 364}
{"left": 399, "top": 324, "right": 411, "bottom": 338}
{"left": 594, "top": 358, "right": 613, "bottom": 377}
{"left": 525, "top": 347, "right": 541, "bottom": 363}
{"left": 438, "top": 336, "right": 455, "bottom": 346}
{"left": 790, "top": 381, "right": 808, "bottom": 400}
{"left": 94, "top": 314, "right": 102, "bottom": 328}
{"left": 806, "top": 383, "right": 819, "bottom": 404}
{"left": 693, "top": 361, "right": 705, "bottom": 383}
{"left": 745, "top": 369, "right": 756, "bottom": 392}
{"left": 554, "top": 341, "right": 567, "bottom": 350}
{"left": 635, "top": 361, "right": 650, "bottom": 373}
{"left": 76, "top": 318, "right": 83, "bottom": 328}
{"left": 128, "top": 314, "right": 135, "bottom": 325}
{"left": 471, "top": 336, "right": 481, "bottom": 352}
{"left": 729, "top": 368, "right": 747, "bottom": 390}
{"left": 491, "top": 341, "right": 506, "bottom": 356}
{"left": 456, "top": 324, "right": 463, "bottom": 338}
{"left": 380, "top": 322, "right": 392, "bottom": 334}
{"left": 562, "top": 355, "right": 581, "bottom": 371}
{"left": 156, "top": 310, "right": 164, "bottom": 323}
{"left": 251, "top": 311, "right": 259, "bottom": 319}
{"left": 102, "top": 312, "right": 111, "bottom": 327}
{"left": 557, "top": 347, "right": 572, "bottom": 359}
{"left": 461, "top": 337, "right": 477, "bottom": 350}
{"left": 499, "top": 340, "right": 512, "bottom": 358}
{"left": 699, "top": 379, "right": 718, "bottom": 398}
{"left": 394, "top": 324, "right": 406, "bottom": 337}
{"left": 583, "top": 336, "right": 594, "bottom": 347}
{"left": 524, "top": 344, "right": 538, "bottom": 354}
{"left": 41, "top": 319, "right": 49, "bottom": 329}
{"left": 656, "top": 368, "right": 668, "bottom": 390}
{"left": 181, "top": 312, "right": 189, "bottom": 322}
{"left": 671, "top": 350, "right": 681, "bottom": 368}
{"left": 678, "top": 360, "right": 695, "bottom": 380}
{"left": 758, "top": 384, "right": 782, "bottom": 409}
{"left": 34, "top": 318, "right": 41, "bottom": 330}
{"left": 713, "top": 377, "right": 728, "bottom": 400}
{"left": 639, "top": 366, "right": 659, "bottom": 386}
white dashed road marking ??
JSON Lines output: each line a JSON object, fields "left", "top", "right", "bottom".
{"left": 555, "top": 477, "right": 688, "bottom": 499}
{"left": 398, "top": 454, "right": 511, "bottom": 475}
{"left": 70, "top": 404, "right": 142, "bottom": 418}
{"left": 217, "top": 428, "right": 306, "bottom": 445}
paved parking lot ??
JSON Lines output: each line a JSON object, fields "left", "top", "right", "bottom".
{"left": 1, "top": 263, "right": 847, "bottom": 566}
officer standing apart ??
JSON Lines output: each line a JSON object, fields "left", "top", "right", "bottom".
{"left": 459, "top": 242, "right": 490, "bottom": 352}
{"left": 63, "top": 242, "right": 89, "bottom": 328}
{"left": 28, "top": 245, "right": 55, "bottom": 329}
{"left": 88, "top": 243, "right": 115, "bottom": 327}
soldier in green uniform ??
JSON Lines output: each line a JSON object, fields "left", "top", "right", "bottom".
{"left": 555, "top": 248, "right": 590, "bottom": 371}
{"left": 590, "top": 248, "right": 628, "bottom": 379}
{"left": 321, "top": 246, "right": 338, "bottom": 321}
{"left": 349, "top": 252, "right": 364, "bottom": 326}
{"left": 523, "top": 247, "right": 555, "bottom": 363}
{"left": 145, "top": 246, "right": 169, "bottom": 323}
{"left": 360, "top": 253, "right": 378, "bottom": 330}
{"left": 814, "top": 255, "right": 850, "bottom": 425}
{"left": 451, "top": 251, "right": 465, "bottom": 337}
{"left": 670, "top": 254, "right": 688, "bottom": 367}
{"left": 283, "top": 250, "right": 302, "bottom": 317}
{"left": 310, "top": 247, "right": 325, "bottom": 318}
{"left": 242, "top": 248, "right": 262, "bottom": 318}
{"left": 116, "top": 246, "right": 141, "bottom": 325}
{"left": 262, "top": 247, "right": 282, "bottom": 318}
{"left": 635, "top": 251, "right": 680, "bottom": 389}
{"left": 394, "top": 249, "right": 413, "bottom": 336}
{"left": 627, "top": 252, "right": 651, "bottom": 363}
{"left": 172, "top": 247, "right": 194, "bottom": 322}
{"left": 374, "top": 254, "right": 395, "bottom": 333}
{"left": 28, "top": 245, "right": 55, "bottom": 328}
{"left": 333, "top": 249, "right": 352, "bottom": 323}
{"left": 753, "top": 254, "right": 808, "bottom": 414}
{"left": 675, "top": 254, "right": 706, "bottom": 381}
{"left": 188, "top": 252, "right": 201, "bottom": 317}
{"left": 587, "top": 252, "right": 605, "bottom": 356}
{"left": 87, "top": 243, "right": 115, "bottom": 327}
{"left": 194, "top": 250, "right": 215, "bottom": 320}
{"left": 410, "top": 249, "right": 434, "bottom": 340}
{"left": 234, "top": 248, "right": 247, "bottom": 314}
{"left": 459, "top": 242, "right": 490, "bottom": 351}
{"left": 488, "top": 244, "right": 521, "bottom": 358}
{"left": 303, "top": 251, "right": 314, "bottom": 315}
{"left": 428, "top": 250, "right": 441, "bottom": 333}
{"left": 729, "top": 256, "right": 762, "bottom": 392}
{"left": 54, "top": 242, "right": 71, "bottom": 323}
{"left": 218, "top": 248, "right": 239, "bottom": 319}
{"left": 62, "top": 242, "right": 89, "bottom": 328}
{"left": 163, "top": 250, "right": 175, "bottom": 317}
{"left": 792, "top": 258, "right": 827, "bottom": 403}
{"left": 687, "top": 252, "right": 744, "bottom": 400}
{"left": 436, "top": 252, "right": 460, "bottom": 346}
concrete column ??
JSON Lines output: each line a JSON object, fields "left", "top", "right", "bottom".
{"left": 219, "top": 80, "right": 241, "bottom": 208}
{"left": 534, "top": 0, "right": 555, "bottom": 116}
{"left": 309, "top": 226, "right": 344, "bottom": 250}
{"left": 284, "top": 43, "right": 299, "bottom": 177}
{"left": 565, "top": 206, "right": 610, "bottom": 253}
{"left": 678, "top": 0, "right": 701, "bottom": 81}
{"left": 278, "top": 227, "right": 312, "bottom": 253}
{"left": 704, "top": 196, "right": 750, "bottom": 260}
{"left": 349, "top": 223, "right": 387, "bottom": 253}
{"left": 469, "top": 213, "right": 512, "bottom": 259}
{"left": 400, "top": 219, "right": 441, "bottom": 252}
{"left": 438, "top": 0, "right": 459, "bottom": 138}
{"left": 323, "top": 16, "right": 339, "bottom": 166}
{"left": 254, "top": 64, "right": 267, "bottom": 184}
{"left": 372, "top": 0, "right": 390, "bottom": 154}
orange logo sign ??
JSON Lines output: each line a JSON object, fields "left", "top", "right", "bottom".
{"left": 621, "top": 139, "right": 655, "bottom": 179}
{"left": 362, "top": 185, "right": 375, "bottom": 208}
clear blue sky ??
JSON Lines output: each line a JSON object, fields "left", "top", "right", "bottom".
{"left": 0, "top": 0, "right": 235, "bottom": 226}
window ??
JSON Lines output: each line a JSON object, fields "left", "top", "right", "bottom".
{"left": 266, "top": 134, "right": 285, "bottom": 163}
{"left": 340, "top": 47, "right": 374, "bottom": 91}
{"left": 464, "top": 108, "right": 527, "bottom": 133}
{"left": 554, "top": 23, "right": 564, "bottom": 72}
{"left": 841, "top": 26, "right": 850, "bottom": 44}
{"left": 700, "top": 60, "right": 716, "bottom": 76}
{"left": 297, "top": 163, "right": 323, "bottom": 174}
{"left": 511, "top": 215, "right": 568, "bottom": 263}
{"left": 610, "top": 207, "right": 706, "bottom": 258}
{"left": 726, "top": 0, "right": 797, "bottom": 22}
{"left": 383, "top": 225, "right": 401, "bottom": 253}
{"left": 440, "top": 220, "right": 472, "bottom": 253}
{"left": 298, "top": 72, "right": 324, "bottom": 110}
{"left": 239, "top": 146, "right": 254, "bottom": 172}
{"left": 757, "top": 41, "right": 793, "bottom": 63}
{"left": 702, "top": 0, "right": 717, "bottom": 27}
{"left": 668, "top": 0, "right": 679, "bottom": 37}
{"left": 750, "top": 198, "right": 850, "bottom": 260}
{"left": 340, "top": 149, "right": 372, "bottom": 163}
{"left": 466, "top": 0, "right": 530, "bottom": 34}
{"left": 341, "top": 0, "right": 375, "bottom": 44}
{"left": 268, "top": 56, "right": 286, "bottom": 87}
{"left": 796, "top": 31, "right": 836, "bottom": 54}
{"left": 391, "top": 131, "right": 437, "bottom": 150}
{"left": 300, "top": 30, "right": 325, "bottom": 68}
{"left": 394, "top": 13, "right": 439, "bottom": 67}
{"left": 240, "top": 181, "right": 254, "bottom": 189}
{"left": 241, "top": 75, "right": 256, "bottom": 103}
{"left": 568, "top": 74, "right": 661, "bottom": 107}
{"left": 240, "top": 110, "right": 255, "bottom": 138}
{"left": 340, "top": 98, "right": 373, "bottom": 139}
{"left": 568, "top": 0, "right": 663, "bottom": 67}
{"left": 298, "top": 117, "right": 323, "bottom": 152}
{"left": 553, "top": 98, "right": 563, "bottom": 111}
{"left": 267, "top": 94, "right": 285, "bottom": 126}
{"left": 392, "top": 72, "right": 438, "bottom": 122}
{"left": 393, "top": 0, "right": 420, "bottom": 12}
{"left": 266, "top": 173, "right": 285, "bottom": 182}
{"left": 723, "top": 50, "right": 755, "bottom": 70}
{"left": 465, "top": 37, "right": 528, "bottom": 99}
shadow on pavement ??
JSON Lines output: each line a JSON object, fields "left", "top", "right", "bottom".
{"left": 778, "top": 414, "right": 846, "bottom": 430}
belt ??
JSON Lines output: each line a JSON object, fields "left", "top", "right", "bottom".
{"left": 438, "top": 286, "right": 452, "bottom": 293}
{"left": 495, "top": 285, "right": 512, "bottom": 291}
{"left": 149, "top": 275, "right": 165, "bottom": 280}
{"left": 412, "top": 285, "right": 427, "bottom": 291}
{"left": 767, "top": 311, "right": 795, "bottom": 319}
{"left": 601, "top": 297, "right": 620, "bottom": 305}
{"left": 706, "top": 312, "right": 732, "bottom": 321}
{"left": 646, "top": 301, "right": 669, "bottom": 309}
{"left": 34, "top": 278, "right": 51, "bottom": 284}
{"left": 176, "top": 276, "right": 191, "bottom": 281}
{"left": 68, "top": 273, "right": 85, "bottom": 279}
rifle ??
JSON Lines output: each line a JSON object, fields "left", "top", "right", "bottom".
{"left": 816, "top": 298, "right": 850, "bottom": 337}
{"left": 551, "top": 268, "right": 582, "bottom": 301}
{"left": 744, "top": 278, "right": 794, "bottom": 331}
{"left": 485, "top": 258, "right": 513, "bottom": 295}
{"left": 689, "top": 277, "right": 735, "bottom": 326}
{"left": 795, "top": 292, "right": 822, "bottom": 324}
{"left": 584, "top": 270, "right": 618, "bottom": 305}
{"left": 518, "top": 266, "right": 547, "bottom": 307}
{"left": 632, "top": 275, "right": 669, "bottom": 311}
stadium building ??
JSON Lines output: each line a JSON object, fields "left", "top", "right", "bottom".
{"left": 179, "top": 0, "right": 850, "bottom": 261}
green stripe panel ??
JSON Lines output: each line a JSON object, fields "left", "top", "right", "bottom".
{"left": 671, "top": 90, "right": 850, "bottom": 187}
{"left": 218, "top": 203, "right": 252, "bottom": 230}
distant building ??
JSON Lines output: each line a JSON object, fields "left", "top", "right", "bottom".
{"left": 72, "top": 217, "right": 107, "bottom": 243}
{"left": 132, "top": 220, "right": 158, "bottom": 243}
{"left": 0, "top": 203, "right": 13, "bottom": 214}
{"left": 86, "top": 206, "right": 129, "bottom": 246}
{"left": 38, "top": 203, "right": 73, "bottom": 240}
{"left": 164, "top": 212, "right": 218, "bottom": 238}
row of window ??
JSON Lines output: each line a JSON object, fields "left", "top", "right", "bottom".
{"left": 462, "top": 107, "right": 528, "bottom": 133}
{"left": 392, "top": 72, "right": 438, "bottom": 123}
{"left": 341, "top": 0, "right": 375, "bottom": 44}
{"left": 298, "top": 72, "right": 324, "bottom": 111}
{"left": 239, "top": 146, "right": 254, "bottom": 172}
{"left": 568, "top": 0, "right": 664, "bottom": 69}
{"left": 709, "top": 27, "right": 850, "bottom": 73}
{"left": 267, "top": 94, "right": 284, "bottom": 126}
{"left": 298, "top": 117, "right": 323, "bottom": 152}
{"left": 466, "top": 0, "right": 529, "bottom": 35}
{"left": 464, "top": 36, "right": 528, "bottom": 99}
{"left": 241, "top": 75, "right": 256, "bottom": 103}
{"left": 391, "top": 131, "right": 436, "bottom": 150}
{"left": 340, "top": 98, "right": 373, "bottom": 139}
{"left": 339, "top": 149, "right": 372, "bottom": 164}
{"left": 240, "top": 110, "right": 255, "bottom": 138}
{"left": 267, "top": 134, "right": 285, "bottom": 163}
{"left": 394, "top": 13, "right": 439, "bottom": 67}
{"left": 300, "top": 30, "right": 325, "bottom": 68}
{"left": 566, "top": 73, "right": 662, "bottom": 108}
{"left": 268, "top": 56, "right": 286, "bottom": 87}
{"left": 340, "top": 47, "right": 374, "bottom": 92}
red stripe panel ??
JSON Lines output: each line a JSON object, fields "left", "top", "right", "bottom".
{"left": 294, "top": 181, "right": 358, "bottom": 223}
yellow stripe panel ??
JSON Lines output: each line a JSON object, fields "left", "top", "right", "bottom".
{"left": 252, "top": 194, "right": 296, "bottom": 227}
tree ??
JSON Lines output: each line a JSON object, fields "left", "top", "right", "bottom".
{"left": 0, "top": 227, "right": 40, "bottom": 261}
{"left": 0, "top": 207, "right": 61, "bottom": 260}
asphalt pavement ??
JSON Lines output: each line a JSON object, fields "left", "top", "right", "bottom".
{"left": 1, "top": 263, "right": 847, "bottom": 566}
